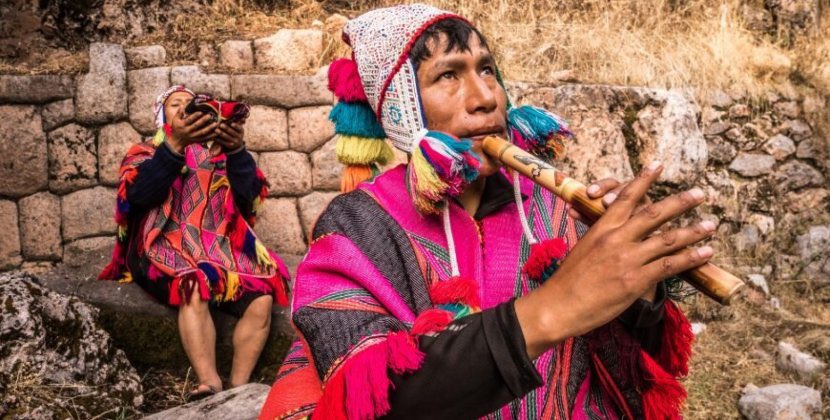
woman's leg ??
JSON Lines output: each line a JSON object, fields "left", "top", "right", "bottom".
{"left": 178, "top": 286, "right": 223, "bottom": 392}
{"left": 229, "top": 294, "right": 273, "bottom": 387}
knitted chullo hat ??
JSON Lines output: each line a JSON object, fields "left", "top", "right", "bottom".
{"left": 329, "top": 4, "right": 574, "bottom": 286}
{"left": 153, "top": 85, "right": 195, "bottom": 129}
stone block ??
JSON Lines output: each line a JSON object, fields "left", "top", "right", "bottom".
{"left": 171, "top": 66, "right": 230, "bottom": 98}
{"left": 75, "top": 72, "right": 128, "bottom": 124}
{"left": 254, "top": 29, "right": 323, "bottom": 71}
{"left": 125, "top": 45, "right": 166, "bottom": 69}
{"left": 288, "top": 106, "right": 333, "bottom": 152}
{"left": 62, "top": 187, "right": 117, "bottom": 241}
{"left": 739, "top": 383, "right": 822, "bottom": 420}
{"left": 0, "top": 106, "right": 48, "bottom": 197}
{"left": 0, "top": 200, "right": 21, "bottom": 269}
{"left": 772, "top": 161, "right": 825, "bottom": 192}
{"left": 245, "top": 106, "right": 288, "bottom": 152}
{"left": 776, "top": 341, "right": 826, "bottom": 381}
{"left": 219, "top": 40, "right": 254, "bottom": 71}
{"left": 728, "top": 152, "right": 776, "bottom": 177}
{"left": 18, "top": 192, "right": 62, "bottom": 260}
{"left": 127, "top": 67, "right": 171, "bottom": 135}
{"left": 231, "top": 74, "right": 332, "bottom": 108}
{"left": 99, "top": 122, "right": 141, "bottom": 186}
{"left": 47, "top": 124, "right": 98, "bottom": 194}
{"left": 255, "top": 198, "right": 306, "bottom": 255}
{"left": 258, "top": 151, "right": 312, "bottom": 196}
{"left": 0, "top": 75, "right": 74, "bottom": 104}
{"left": 762, "top": 134, "right": 796, "bottom": 160}
{"left": 41, "top": 99, "right": 75, "bottom": 131}
{"left": 310, "top": 137, "right": 343, "bottom": 191}
{"left": 88, "top": 43, "right": 126, "bottom": 74}
{"left": 298, "top": 191, "right": 339, "bottom": 239}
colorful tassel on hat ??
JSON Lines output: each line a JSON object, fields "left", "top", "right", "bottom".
{"left": 408, "top": 131, "right": 480, "bottom": 214}
{"left": 507, "top": 105, "right": 572, "bottom": 160}
{"left": 328, "top": 58, "right": 393, "bottom": 192}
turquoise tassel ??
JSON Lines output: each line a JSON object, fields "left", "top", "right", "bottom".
{"left": 329, "top": 102, "right": 387, "bottom": 139}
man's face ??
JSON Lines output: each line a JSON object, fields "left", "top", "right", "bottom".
{"left": 416, "top": 31, "right": 508, "bottom": 178}
{"left": 164, "top": 91, "right": 194, "bottom": 125}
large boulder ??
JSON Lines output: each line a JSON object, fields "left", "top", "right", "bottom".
{"left": 0, "top": 200, "right": 21, "bottom": 269}
{"left": 145, "top": 383, "right": 269, "bottom": 420}
{"left": 128, "top": 67, "right": 172, "bottom": 135}
{"left": 47, "top": 124, "right": 98, "bottom": 194}
{"left": 0, "top": 272, "right": 143, "bottom": 418}
{"left": 253, "top": 29, "right": 323, "bottom": 72}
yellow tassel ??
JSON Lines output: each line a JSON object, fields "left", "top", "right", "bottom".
{"left": 340, "top": 165, "right": 375, "bottom": 193}
{"left": 152, "top": 129, "right": 166, "bottom": 147}
{"left": 118, "top": 271, "right": 133, "bottom": 284}
{"left": 336, "top": 135, "right": 394, "bottom": 165}
{"left": 410, "top": 147, "right": 448, "bottom": 214}
{"left": 255, "top": 240, "right": 275, "bottom": 268}
{"left": 209, "top": 176, "right": 230, "bottom": 194}
{"left": 117, "top": 224, "right": 128, "bottom": 241}
{"left": 252, "top": 196, "right": 263, "bottom": 214}
{"left": 224, "top": 271, "right": 240, "bottom": 301}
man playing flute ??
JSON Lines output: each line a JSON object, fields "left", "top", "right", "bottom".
{"left": 262, "top": 4, "right": 713, "bottom": 419}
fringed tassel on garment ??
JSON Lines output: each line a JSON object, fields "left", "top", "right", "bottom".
{"left": 657, "top": 300, "right": 694, "bottom": 378}
{"left": 522, "top": 237, "right": 569, "bottom": 282}
{"left": 314, "top": 331, "right": 424, "bottom": 420}
{"left": 407, "top": 131, "right": 481, "bottom": 214}
{"left": 640, "top": 351, "right": 687, "bottom": 420}
{"left": 428, "top": 276, "right": 481, "bottom": 309}
{"left": 507, "top": 105, "right": 571, "bottom": 160}
{"left": 411, "top": 309, "right": 455, "bottom": 336}
{"left": 255, "top": 240, "right": 276, "bottom": 268}
{"left": 328, "top": 58, "right": 368, "bottom": 102}
{"left": 336, "top": 135, "right": 394, "bottom": 166}
{"left": 341, "top": 165, "right": 376, "bottom": 193}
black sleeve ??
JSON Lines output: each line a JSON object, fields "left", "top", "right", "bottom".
{"left": 385, "top": 300, "right": 542, "bottom": 419}
{"left": 617, "top": 282, "right": 667, "bottom": 355}
{"left": 126, "top": 143, "right": 184, "bottom": 216}
{"left": 225, "top": 147, "right": 263, "bottom": 220}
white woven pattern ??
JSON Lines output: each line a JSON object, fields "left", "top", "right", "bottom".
{"left": 344, "top": 3, "right": 458, "bottom": 151}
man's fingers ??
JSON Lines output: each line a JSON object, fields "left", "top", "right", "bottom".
{"left": 623, "top": 187, "right": 706, "bottom": 239}
{"left": 638, "top": 220, "right": 716, "bottom": 262}
{"left": 601, "top": 161, "right": 662, "bottom": 225}
{"left": 639, "top": 246, "right": 713, "bottom": 283}
{"left": 586, "top": 178, "right": 621, "bottom": 199}
{"left": 183, "top": 111, "right": 203, "bottom": 125}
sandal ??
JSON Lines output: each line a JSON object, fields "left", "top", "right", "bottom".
{"left": 185, "top": 384, "right": 220, "bottom": 403}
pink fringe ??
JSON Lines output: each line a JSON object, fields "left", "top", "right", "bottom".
{"left": 328, "top": 58, "right": 367, "bottom": 102}
{"left": 315, "top": 331, "right": 424, "bottom": 419}
{"left": 411, "top": 308, "right": 454, "bottom": 336}
{"left": 657, "top": 300, "right": 694, "bottom": 378}
{"left": 522, "top": 238, "right": 568, "bottom": 281}
{"left": 428, "top": 276, "right": 481, "bottom": 308}
{"left": 640, "top": 350, "right": 686, "bottom": 420}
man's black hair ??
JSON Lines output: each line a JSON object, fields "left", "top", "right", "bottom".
{"left": 409, "top": 18, "right": 491, "bottom": 67}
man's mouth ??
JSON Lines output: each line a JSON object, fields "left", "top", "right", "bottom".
{"left": 467, "top": 128, "right": 506, "bottom": 142}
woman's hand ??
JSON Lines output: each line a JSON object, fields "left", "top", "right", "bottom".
{"left": 167, "top": 110, "right": 218, "bottom": 154}
{"left": 214, "top": 121, "right": 245, "bottom": 152}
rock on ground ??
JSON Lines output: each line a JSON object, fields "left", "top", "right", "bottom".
{"left": 0, "top": 272, "right": 143, "bottom": 418}
{"left": 738, "top": 383, "right": 822, "bottom": 420}
{"left": 144, "top": 383, "right": 269, "bottom": 420}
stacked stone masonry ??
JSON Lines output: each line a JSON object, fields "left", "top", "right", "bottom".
{"left": 0, "top": 42, "right": 828, "bottom": 291}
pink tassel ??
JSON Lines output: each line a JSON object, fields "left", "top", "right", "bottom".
{"left": 315, "top": 332, "right": 423, "bottom": 419}
{"left": 657, "top": 301, "right": 694, "bottom": 378}
{"left": 328, "top": 58, "right": 367, "bottom": 102}
{"left": 523, "top": 238, "right": 568, "bottom": 282}
{"left": 640, "top": 350, "right": 686, "bottom": 420}
{"left": 428, "top": 276, "right": 480, "bottom": 308}
{"left": 147, "top": 264, "right": 165, "bottom": 281}
{"left": 411, "top": 309, "right": 454, "bottom": 336}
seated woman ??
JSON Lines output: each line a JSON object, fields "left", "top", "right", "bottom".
{"left": 99, "top": 85, "right": 290, "bottom": 401}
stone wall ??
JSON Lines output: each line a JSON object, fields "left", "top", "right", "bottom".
{"left": 0, "top": 41, "right": 344, "bottom": 270}
{"left": 1, "top": 40, "right": 828, "bottom": 289}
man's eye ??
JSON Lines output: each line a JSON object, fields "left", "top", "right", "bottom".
{"left": 482, "top": 66, "right": 495, "bottom": 75}
{"left": 438, "top": 71, "right": 455, "bottom": 81}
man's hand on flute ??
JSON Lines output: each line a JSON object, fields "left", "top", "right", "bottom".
{"left": 515, "top": 161, "right": 716, "bottom": 359}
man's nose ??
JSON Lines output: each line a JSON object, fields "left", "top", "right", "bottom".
{"left": 465, "top": 73, "right": 498, "bottom": 114}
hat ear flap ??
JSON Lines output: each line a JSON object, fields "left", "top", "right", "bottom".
{"left": 327, "top": 58, "right": 393, "bottom": 192}
{"left": 507, "top": 105, "right": 572, "bottom": 161}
